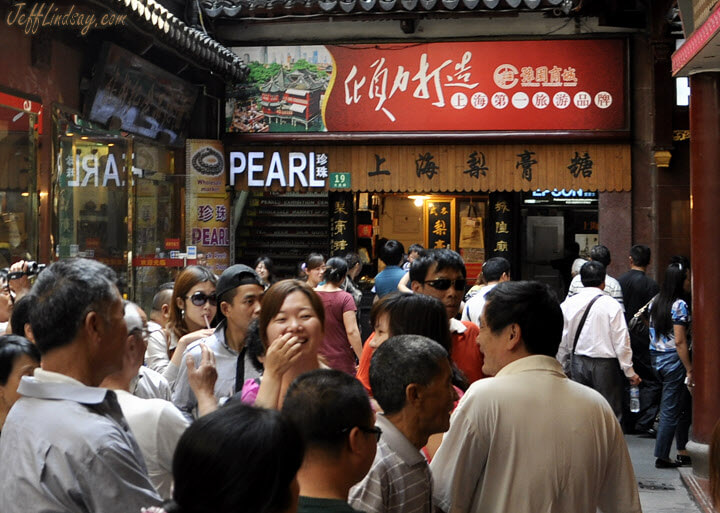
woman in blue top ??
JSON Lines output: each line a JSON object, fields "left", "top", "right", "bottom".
{"left": 648, "top": 259, "right": 693, "bottom": 468}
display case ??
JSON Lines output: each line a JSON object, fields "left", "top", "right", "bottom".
{"left": 236, "top": 191, "right": 329, "bottom": 278}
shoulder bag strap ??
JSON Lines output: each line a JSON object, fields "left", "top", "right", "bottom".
{"left": 571, "top": 294, "right": 603, "bottom": 355}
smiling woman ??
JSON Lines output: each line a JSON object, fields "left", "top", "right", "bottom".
{"left": 242, "top": 280, "right": 326, "bottom": 410}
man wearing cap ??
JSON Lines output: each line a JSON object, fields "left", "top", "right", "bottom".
{"left": 172, "top": 264, "right": 264, "bottom": 421}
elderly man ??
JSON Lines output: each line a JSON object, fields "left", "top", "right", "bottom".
{"left": 173, "top": 264, "right": 264, "bottom": 420}
{"left": 0, "top": 259, "right": 161, "bottom": 512}
{"left": 410, "top": 248, "right": 483, "bottom": 383}
{"left": 557, "top": 261, "right": 640, "bottom": 420}
{"left": 100, "top": 301, "right": 191, "bottom": 499}
{"left": 431, "top": 281, "right": 641, "bottom": 513}
{"left": 283, "top": 369, "right": 378, "bottom": 513}
{"left": 350, "top": 334, "right": 457, "bottom": 513}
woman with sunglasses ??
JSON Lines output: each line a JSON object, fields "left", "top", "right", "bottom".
{"left": 145, "top": 266, "right": 217, "bottom": 386}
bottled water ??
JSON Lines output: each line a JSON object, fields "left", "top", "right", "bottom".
{"left": 630, "top": 386, "right": 640, "bottom": 413}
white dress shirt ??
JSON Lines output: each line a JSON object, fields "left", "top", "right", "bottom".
{"left": 114, "top": 390, "right": 189, "bottom": 499}
{"left": 557, "top": 287, "right": 635, "bottom": 378}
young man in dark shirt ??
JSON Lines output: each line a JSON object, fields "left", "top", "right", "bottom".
{"left": 618, "top": 244, "right": 661, "bottom": 434}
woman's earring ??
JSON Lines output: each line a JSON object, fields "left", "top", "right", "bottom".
{"left": 181, "top": 309, "right": 185, "bottom": 319}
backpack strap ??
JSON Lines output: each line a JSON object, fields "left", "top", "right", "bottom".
{"left": 571, "top": 294, "right": 603, "bottom": 355}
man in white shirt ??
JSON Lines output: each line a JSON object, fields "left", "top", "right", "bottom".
{"left": 431, "top": 280, "right": 641, "bottom": 513}
{"left": 101, "top": 301, "right": 191, "bottom": 499}
{"left": 557, "top": 261, "right": 640, "bottom": 420}
{"left": 461, "top": 257, "right": 510, "bottom": 326}
{"left": 566, "top": 244, "right": 625, "bottom": 311}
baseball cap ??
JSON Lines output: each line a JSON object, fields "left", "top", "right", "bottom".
{"left": 215, "top": 264, "right": 263, "bottom": 304}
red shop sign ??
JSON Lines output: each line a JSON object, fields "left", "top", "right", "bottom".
{"left": 323, "top": 39, "right": 626, "bottom": 132}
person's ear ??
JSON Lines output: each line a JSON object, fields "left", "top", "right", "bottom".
{"left": 410, "top": 281, "right": 422, "bottom": 293}
{"left": 506, "top": 323, "right": 523, "bottom": 351}
{"left": 175, "top": 296, "right": 184, "bottom": 310}
{"left": 220, "top": 300, "right": 231, "bottom": 318}
{"left": 405, "top": 382, "right": 422, "bottom": 406}
{"left": 346, "top": 426, "right": 366, "bottom": 455}
{"left": 85, "top": 311, "right": 102, "bottom": 343}
{"left": 161, "top": 304, "right": 171, "bottom": 319}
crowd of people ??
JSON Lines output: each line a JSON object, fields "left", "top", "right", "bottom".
{"left": 0, "top": 240, "right": 714, "bottom": 513}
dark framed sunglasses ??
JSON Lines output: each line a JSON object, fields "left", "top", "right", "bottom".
{"left": 422, "top": 278, "right": 467, "bottom": 291}
{"left": 340, "top": 425, "right": 383, "bottom": 442}
{"left": 186, "top": 291, "right": 217, "bottom": 307}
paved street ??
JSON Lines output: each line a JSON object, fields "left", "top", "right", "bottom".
{"left": 626, "top": 434, "right": 702, "bottom": 513}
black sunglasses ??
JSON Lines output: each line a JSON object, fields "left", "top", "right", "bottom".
{"left": 186, "top": 291, "right": 217, "bottom": 307}
{"left": 340, "top": 425, "right": 383, "bottom": 442}
{"left": 422, "top": 278, "right": 467, "bottom": 291}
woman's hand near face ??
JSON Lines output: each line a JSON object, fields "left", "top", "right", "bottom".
{"left": 263, "top": 332, "right": 303, "bottom": 378}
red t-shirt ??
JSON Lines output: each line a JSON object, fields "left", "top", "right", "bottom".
{"left": 451, "top": 320, "right": 484, "bottom": 383}
{"left": 316, "top": 290, "right": 357, "bottom": 375}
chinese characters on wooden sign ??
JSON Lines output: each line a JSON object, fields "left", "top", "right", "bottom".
{"left": 489, "top": 193, "right": 513, "bottom": 258}
{"left": 330, "top": 192, "right": 354, "bottom": 255}
{"left": 425, "top": 199, "right": 455, "bottom": 250}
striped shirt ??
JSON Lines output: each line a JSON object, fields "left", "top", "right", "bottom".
{"left": 349, "top": 414, "right": 434, "bottom": 513}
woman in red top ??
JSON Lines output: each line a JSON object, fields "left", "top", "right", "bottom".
{"left": 315, "top": 257, "right": 362, "bottom": 375}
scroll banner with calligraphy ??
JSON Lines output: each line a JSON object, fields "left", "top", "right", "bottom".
{"left": 330, "top": 192, "right": 355, "bottom": 256}
{"left": 228, "top": 40, "right": 626, "bottom": 133}
{"left": 186, "top": 140, "right": 230, "bottom": 274}
{"left": 489, "top": 192, "right": 514, "bottom": 260}
{"left": 228, "top": 144, "right": 630, "bottom": 192}
{"left": 425, "top": 199, "right": 455, "bottom": 250}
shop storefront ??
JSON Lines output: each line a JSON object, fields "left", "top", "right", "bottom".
{"left": 226, "top": 38, "right": 630, "bottom": 290}
{"left": 227, "top": 142, "right": 629, "bottom": 288}
{"left": 51, "top": 43, "right": 200, "bottom": 309}
{"left": 53, "top": 106, "right": 186, "bottom": 310}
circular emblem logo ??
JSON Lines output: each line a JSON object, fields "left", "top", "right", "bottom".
{"left": 192, "top": 147, "right": 224, "bottom": 176}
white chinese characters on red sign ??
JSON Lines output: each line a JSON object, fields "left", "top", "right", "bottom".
{"left": 343, "top": 55, "right": 613, "bottom": 122}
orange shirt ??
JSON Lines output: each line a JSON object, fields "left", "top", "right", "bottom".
{"left": 356, "top": 333, "right": 375, "bottom": 395}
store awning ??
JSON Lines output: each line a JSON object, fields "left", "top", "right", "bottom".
{"left": 228, "top": 143, "right": 631, "bottom": 192}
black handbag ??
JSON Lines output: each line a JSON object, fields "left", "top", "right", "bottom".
{"left": 628, "top": 296, "right": 655, "bottom": 341}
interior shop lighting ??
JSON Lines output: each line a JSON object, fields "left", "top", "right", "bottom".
{"left": 409, "top": 195, "right": 429, "bottom": 207}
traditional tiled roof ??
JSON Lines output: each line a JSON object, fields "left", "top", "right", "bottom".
{"left": 97, "top": 0, "right": 247, "bottom": 80}
{"left": 201, "top": 0, "right": 575, "bottom": 19}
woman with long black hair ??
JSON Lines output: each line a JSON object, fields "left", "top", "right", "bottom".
{"left": 648, "top": 258, "right": 692, "bottom": 468}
